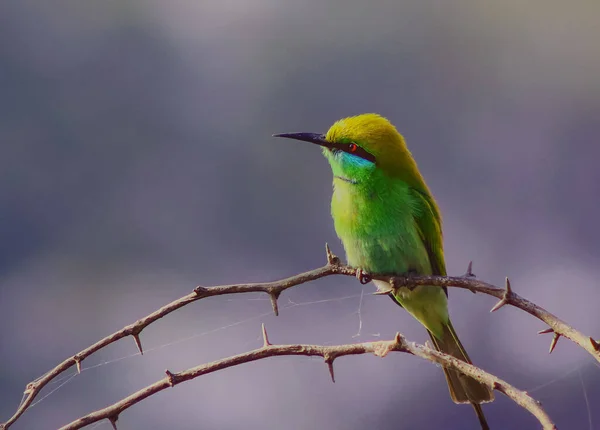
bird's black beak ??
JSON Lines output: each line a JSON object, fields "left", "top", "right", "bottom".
{"left": 272, "top": 132, "right": 332, "bottom": 150}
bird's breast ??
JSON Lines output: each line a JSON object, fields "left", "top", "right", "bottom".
{"left": 331, "top": 181, "right": 431, "bottom": 275}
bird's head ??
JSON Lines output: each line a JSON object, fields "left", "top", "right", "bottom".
{"left": 274, "top": 113, "right": 420, "bottom": 186}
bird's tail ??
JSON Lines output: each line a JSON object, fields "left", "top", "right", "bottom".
{"left": 428, "top": 321, "right": 494, "bottom": 429}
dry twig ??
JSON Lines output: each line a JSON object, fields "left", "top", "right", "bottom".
{"left": 2, "top": 244, "right": 595, "bottom": 429}
{"left": 58, "top": 328, "right": 556, "bottom": 430}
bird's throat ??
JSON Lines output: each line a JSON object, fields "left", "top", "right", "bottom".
{"left": 334, "top": 175, "right": 358, "bottom": 185}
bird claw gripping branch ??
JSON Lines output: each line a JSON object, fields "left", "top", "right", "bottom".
{"left": 355, "top": 268, "right": 372, "bottom": 285}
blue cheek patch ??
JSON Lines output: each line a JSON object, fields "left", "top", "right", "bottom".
{"left": 326, "top": 150, "right": 375, "bottom": 183}
{"left": 338, "top": 151, "right": 375, "bottom": 168}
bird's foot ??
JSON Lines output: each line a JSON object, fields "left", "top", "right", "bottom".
{"left": 393, "top": 269, "right": 419, "bottom": 293}
{"left": 355, "top": 268, "right": 372, "bottom": 285}
{"left": 404, "top": 268, "right": 419, "bottom": 278}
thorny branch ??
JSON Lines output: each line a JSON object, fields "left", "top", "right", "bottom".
{"left": 2, "top": 244, "right": 596, "bottom": 429}
{"left": 58, "top": 328, "right": 556, "bottom": 430}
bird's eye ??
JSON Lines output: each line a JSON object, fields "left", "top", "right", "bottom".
{"left": 332, "top": 141, "right": 375, "bottom": 163}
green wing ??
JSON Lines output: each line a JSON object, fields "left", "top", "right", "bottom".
{"left": 411, "top": 188, "right": 447, "bottom": 278}
{"left": 388, "top": 186, "right": 447, "bottom": 309}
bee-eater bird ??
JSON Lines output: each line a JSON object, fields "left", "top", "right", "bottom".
{"left": 274, "top": 113, "right": 494, "bottom": 428}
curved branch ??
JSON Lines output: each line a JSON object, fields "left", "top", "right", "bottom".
{"left": 2, "top": 245, "right": 595, "bottom": 428}
{"left": 58, "top": 329, "right": 556, "bottom": 430}
{"left": 374, "top": 269, "right": 600, "bottom": 362}
{"left": 1, "top": 257, "right": 339, "bottom": 429}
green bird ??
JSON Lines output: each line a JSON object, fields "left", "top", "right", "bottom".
{"left": 275, "top": 113, "right": 494, "bottom": 428}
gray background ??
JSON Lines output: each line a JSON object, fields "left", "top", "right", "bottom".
{"left": 1, "top": 1, "right": 600, "bottom": 429}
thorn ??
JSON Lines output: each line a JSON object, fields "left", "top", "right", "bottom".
{"left": 372, "top": 289, "right": 392, "bottom": 296}
{"left": 394, "top": 332, "right": 404, "bottom": 346}
{"left": 463, "top": 262, "right": 477, "bottom": 294}
{"left": 325, "top": 243, "right": 340, "bottom": 266}
{"left": 74, "top": 356, "right": 82, "bottom": 374}
{"left": 324, "top": 355, "right": 335, "bottom": 383}
{"left": 132, "top": 333, "right": 144, "bottom": 355}
{"left": 490, "top": 277, "right": 513, "bottom": 312}
{"left": 490, "top": 298, "right": 508, "bottom": 313}
{"left": 464, "top": 261, "right": 475, "bottom": 278}
{"left": 549, "top": 332, "right": 561, "bottom": 354}
{"left": 590, "top": 337, "right": 600, "bottom": 351}
{"left": 194, "top": 285, "right": 208, "bottom": 295}
{"left": 165, "top": 369, "right": 176, "bottom": 386}
{"left": 109, "top": 415, "right": 118, "bottom": 430}
{"left": 327, "top": 361, "right": 335, "bottom": 383}
{"left": 374, "top": 280, "right": 394, "bottom": 295}
{"left": 269, "top": 292, "right": 280, "bottom": 316}
{"left": 536, "top": 326, "right": 563, "bottom": 354}
{"left": 261, "top": 323, "right": 271, "bottom": 347}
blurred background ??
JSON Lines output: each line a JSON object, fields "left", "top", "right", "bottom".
{"left": 1, "top": 1, "right": 599, "bottom": 429}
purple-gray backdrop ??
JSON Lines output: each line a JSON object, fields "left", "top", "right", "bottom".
{"left": 1, "top": 1, "right": 599, "bottom": 429}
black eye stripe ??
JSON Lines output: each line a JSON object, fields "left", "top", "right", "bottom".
{"left": 330, "top": 142, "right": 376, "bottom": 163}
